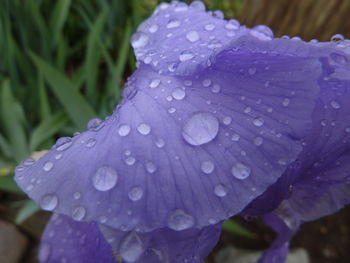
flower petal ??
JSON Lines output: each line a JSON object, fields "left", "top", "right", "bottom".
{"left": 98, "top": 222, "right": 221, "bottom": 263}
{"left": 38, "top": 214, "right": 115, "bottom": 263}
{"left": 15, "top": 39, "right": 321, "bottom": 231}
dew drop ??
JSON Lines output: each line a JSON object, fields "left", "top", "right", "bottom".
{"left": 331, "top": 34, "right": 344, "bottom": 42}
{"left": 168, "top": 107, "right": 176, "bottom": 114}
{"left": 87, "top": 118, "right": 103, "bottom": 131}
{"left": 182, "top": 112, "right": 219, "bottom": 146}
{"left": 231, "top": 163, "right": 251, "bottom": 179}
{"left": 86, "top": 138, "right": 96, "bottom": 148}
{"left": 231, "top": 134, "right": 240, "bottom": 141}
{"left": 43, "top": 162, "right": 53, "bottom": 172}
{"left": 155, "top": 138, "right": 165, "bottom": 148}
{"left": 200, "top": 161, "right": 215, "bottom": 174}
{"left": 223, "top": 116, "right": 232, "bottom": 125}
{"left": 128, "top": 186, "right": 144, "bottom": 201}
{"left": 330, "top": 100, "right": 341, "bottom": 109}
{"left": 125, "top": 156, "right": 136, "bottom": 166}
{"left": 149, "top": 79, "right": 161, "bottom": 89}
{"left": 251, "top": 25, "right": 273, "bottom": 41}
{"left": 214, "top": 184, "right": 227, "bottom": 197}
{"left": 92, "top": 166, "right": 118, "bottom": 191}
{"left": 190, "top": 1, "right": 205, "bottom": 10}
{"left": 131, "top": 32, "right": 149, "bottom": 48}
{"left": 167, "top": 19, "right": 181, "bottom": 29}
{"left": 282, "top": 98, "right": 290, "bottom": 107}
{"left": 118, "top": 124, "right": 131, "bottom": 137}
{"left": 149, "top": 24, "right": 158, "bottom": 33}
{"left": 72, "top": 206, "right": 86, "bottom": 221}
{"left": 120, "top": 232, "right": 144, "bottom": 262}
{"left": 56, "top": 137, "right": 72, "bottom": 151}
{"left": 186, "top": 30, "right": 200, "bottom": 42}
{"left": 73, "top": 192, "right": 81, "bottom": 200}
{"left": 137, "top": 123, "right": 151, "bottom": 135}
{"left": 146, "top": 162, "right": 157, "bottom": 173}
{"left": 254, "top": 136, "right": 264, "bottom": 146}
{"left": 211, "top": 84, "right": 221, "bottom": 93}
{"left": 23, "top": 158, "right": 35, "bottom": 166}
{"left": 205, "top": 23, "right": 216, "bottom": 31}
{"left": 168, "top": 209, "right": 194, "bottom": 231}
{"left": 179, "top": 51, "right": 195, "bottom": 62}
{"left": 202, "top": 79, "right": 211, "bottom": 87}
{"left": 40, "top": 194, "right": 58, "bottom": 211}
{"left": 253, "top": 117, "right": 264, "bottom": 127}
{"left": 225, "top": 19, "right": 240, "bottom": 30}
{"left": 248, "top": 67, "right": 257, "bottom": 75}
{"left": 172, "top": 88, "right": 186, "bottom": 100}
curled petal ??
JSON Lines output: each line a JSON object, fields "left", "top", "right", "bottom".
{"left": 38, "top": 214, "right": 115, "bottom": 263}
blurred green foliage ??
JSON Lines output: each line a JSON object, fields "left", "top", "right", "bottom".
{"left": 0, "top": 0, "right": 248, "bottom": 236}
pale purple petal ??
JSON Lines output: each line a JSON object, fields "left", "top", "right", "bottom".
{"left": 38, "top": 214, "right": 115, "bottom": 263}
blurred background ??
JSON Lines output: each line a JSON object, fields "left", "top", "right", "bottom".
{"left": 1, "top": 0, "right": 350, "bottom": 262}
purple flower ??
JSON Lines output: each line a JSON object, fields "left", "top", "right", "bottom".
{"left": 14, "top": 1, "right": 350, "bottom": 262}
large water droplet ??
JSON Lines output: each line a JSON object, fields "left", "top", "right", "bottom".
{"left": 214, "top": 184, "right": 227, "bottom": 197}
{"left": 231, "top": 163, "right": 251, "bottom": 179}
{"left": 72, "top": 206, "right": 86, "bottom": 221}
{"left": 200, "top": 161, "right": 215, "bottom": 174}
{"left": 40, "top": 194, "right": 58, "bottom": 211}
{"left": 190, "top": 1, "right": 205, "bottom": 10}
{"left": 43, "top": 162, "right": 54, "bottom": 172}
{"left": 87, "top": 118, "right": 104, "bottom": 131}
{"left": 56, "top": 137, "right": 72, "bottom": 151}
{"left": 137, "top": 123, "right": 151, "bottom": 135}
{"left": 128, "top": 186, "right": 144, "bottom": 201}
{"left": 250, "top": 25, "right": 273, "bottom": 41}
{"left": 92, "top": 166, "right": 118, "bottom": 191}
{"left": 120, "top": 232, "right": 144, "bottom": 262}
{"left": 186, "top": 30, "right": 200, "bottom": 42}
{"left": 118, "top": 124, "right": 131, "bottom": 137}
{"left": 167, "top": 19, "right": 181, "bottom": 29}
{"left": 168, "top": 209, "right": 194, "bottom": 231}
{"left": 131, "top": 32, "right": 149, "bottom": 48}
{"left": 182, "top": 112, "right": 219, "bottom": 146}
{"left": 331, "top": 34, "right": 344, "bottom": 42}
{"left": 172, "top": 88, "right": 186, "bottom": 100}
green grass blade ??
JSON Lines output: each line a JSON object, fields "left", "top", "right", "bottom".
{"left": 222, "top": 219, "right": 256, "bottom": 239}
{"left": 29, "top": 52, "right": 97, "bottom": 130}
{"left": 0, "top": 132, "right": 12, "bottom": 159}
{"left": 0, "top": 80, "right": 28, "bottom": 162}
{"left": 50, "top": 0, "right": 72, "bottom": 46}
{"left": 15, "top": 200, "right": 40, "bottom": 224}
{"left": 0, "top": 175, "right": 24, "bottom": 195}
{"left": 85, "top": 10, "right": 107, "bottom": 101}
{"left": 30, "top": 111, "right": 68, "bottom": 151}
{"left": 38, "top": 70, "right": 51, "bottom": 121}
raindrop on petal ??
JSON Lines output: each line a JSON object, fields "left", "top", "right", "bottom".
{"left": 72, "top": 206, "right": 86, "bottom": 221}
{"left": 43, "top": 162, "right": 53, "bottom": 172}
{"left": 118, "top": 124, "right": 131, "bottom": 137}
{"left": 231, "top": 163, "right": 251, "bottom": 180}
{"left": 120, "top": 232, "right": 144, "bottom": 262}
{"left": 186, "top": 31, "right": 200, "bottom": 42}
{"left": 168, "top": 209, "right": 194, "bottom": 231}
{"left": 40, "top": 194, "right": 58, "bottom": 211}
{"left": 131, "top": 32, "right": 149, "bottom": 48}
{"left": 253, "top": 117, "right": 264, "bottom": 127}
{"left": 128, "top": 186, "right": 144, "bottom": 201}
{"left": 214, "top": 184, "right": 227, "bottom": 197}
{"left": 92, "top": 166, "right": 118, "bottom": 191}
{"left": 200, "top": 161, "right": 215, "bottom": 174}
{"left": 172, "top": 88, "right": 186, "bottom": 100}
{"left": 39, "top": 243, "right": 51, "bottom": 261}
{"left": 137, "top": 123, "right": 151, "bottom": 135}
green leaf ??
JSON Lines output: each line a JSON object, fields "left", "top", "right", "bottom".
{"left": 15, "top": 200, "right": 40, "bottom": 224}
{"left": 85, "top": 10, "right": 107, "bottom": 100}
{"left": 50, "top": 0, "right": 72, "bottom": 46}
{"left": 29, "top": 52, "right": 97, "bottom": 130}
{"left": 222, "top": 219, "right": 256, "bottom": 239}
{"left": 0, "top": 175, "right": 24, "bottom": 195}
{"left": 0, "top": 80, "right": 28, "bottom": 162}
{"left": 0, "top": 132, "right": 12, "bottom": 159}
{"left": 30, "top": 111, "right": 68, "bottom": 151}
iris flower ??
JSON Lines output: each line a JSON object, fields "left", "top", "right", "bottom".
{"left": 15, "top": 1, "right": 350, "bottom": 262}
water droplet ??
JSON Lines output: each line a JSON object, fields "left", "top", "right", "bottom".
{"left": 86, "top": 138, "right": 96, "bottom": 148}
{"left": 92, "top": 166, "right": 118, "bottom": 191}
{"left": 200, "top": 161, "right": 215, "bottom": 174}
{"left": 250, "top": 25, "right": 273, "bottom": 41}
{"left": 254, "top": 136, "right": 264, "bottom": 146}
{"left": 168, "top": 107, "right": 176, "bottom": 114}
{"left": 131, "top": 32, "right": 149, "bottom": 48}
{"left": 186, "top": 30, "right": 200, "bottom": 42}
{"left": 125, "top": 156, "right": 136, "bottom": 166}
{"left": 214, "top": 184, "right": 227, "bottom": 197}
{"left": 155, "top": 138, "right": 165, "bottom": 148}
{"left": 56, "top": 137, "right": 72, "bottom": 151}
{"left": 120, "top": 232, "right": 144, "bottom": 262}
{"left": 211, "top": 84, "right": 221, "bottom": 93}
{"left": 205, "top": 23, "right": 216, "bottom": 31}
{"left": 73, "top": 192, "right": 81, "bottom": 200}
{"left": 39, "top": 243, "right": 51, "bottom": 261}
{"left": 146, "top": 162, "right": 157, "bottom": 173}
{"left": 128, "top": 186, "right": 144, "bottom": 201}
{"left": 248, "top": 67, "right": 257, "bottom": 75}
{"left": 167, "top": 19, "right": 181, "bottom": 28}
{"left": 137, "top": 123, "right": 151, "bottom": 135}
{"left": 223, "top": 116, "right": 232, "bottom": 125}
{"left": 23, "top": 158, "right": 35, "bottom": 166}
{"left": 244, "top": 107, "right": 251, "bottom": 114}
{"left": 182, "top": 112, "right": 219, "bottom": 146}
{"left": 168, "top": 209, "right": 194, "bottom": 231}
{"left": 168, "top": 62, "right": 178, "bottom": 72}
{"left": 149, "top": 25, "right": 158, "bottom": 33}
{"left": 253, "top": 117, "right": 264, "bottom": 127}
{"left": 225, "top": 19, "right": 240, "bottom": 30}
{"left": 179, "top": 51, "right": 195, "bottom": 62}
{"left": 43, "top": 162, "right": 53, "bottom": 172}
{"left": 40, "top": 194, "right": 58, "bottom": 211}
{"left": 184, "top": 80, "right": 192, "bottom": 86}
{"left": 231, "top": 134, "right": 240, "bottom": 141}
{"left": 330, "top": 100, "right": 341, "bottom": 109}
{"left": 331, "top": 34, "right": 344, "bottom": 42}
{"left": 72, "top": 206, "right": 86, "bottom": 221}
{"left": 282, "top": 98, "right": 290, "bottom": 107}
{"left": 172, "top": 88, "right": 186, "bottom": 100}
{"left": 202, "top": 79, "right": 211, "bottom": 87}
{"left": 99, "top": 216, "right": 107, "bottom": 224}
{"left": 190, "top": 1, "right": 205, "bottom": 10}
{"left": 118, "top": 124, "right": 131, "bottom": 136}
{"left": 87, "top": 118, "right": 104, "bottom": 131}
{"left": 231, "top": 163, "right": 251, "bottom": 179}
{"left": 149, "top": 79, "right": 160, "bottom": 89}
